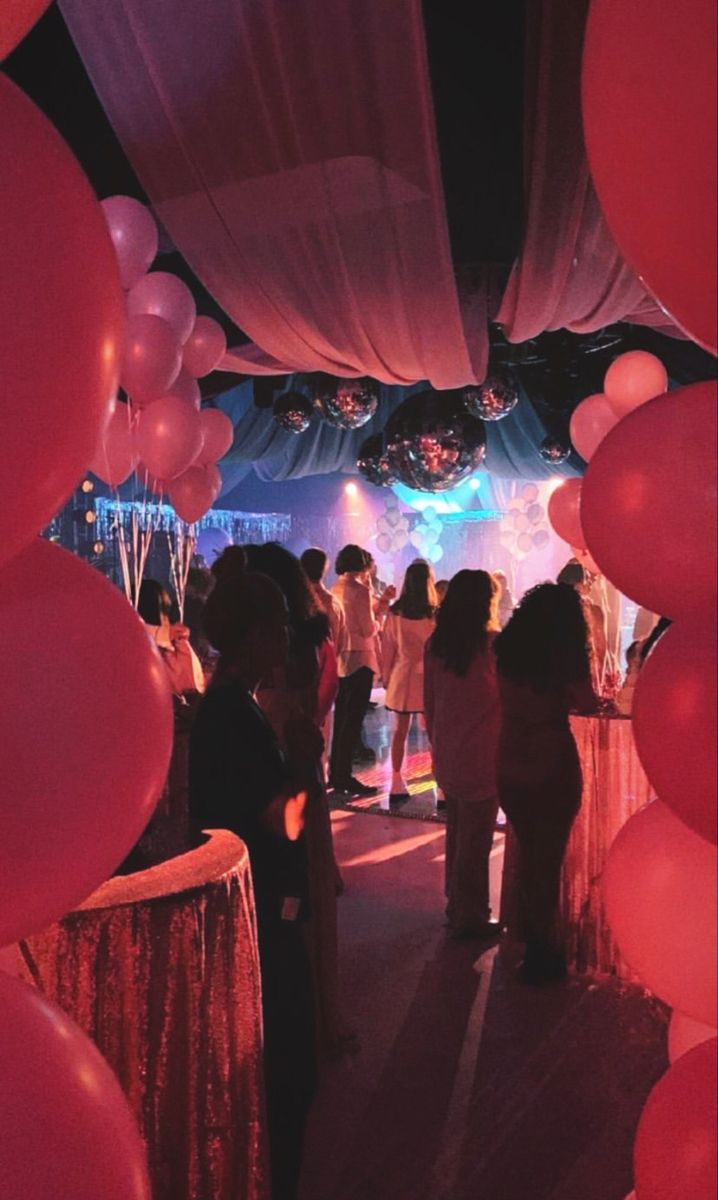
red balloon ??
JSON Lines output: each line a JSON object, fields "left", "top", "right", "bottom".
{"left": 0, "top": 76, "right": 125, "bottom": 570}
{"left": 168, "top": 465, "right": 218, "bottom": 523}
{"left": 196, "top": 408, "right": 234, "bottom": 465}
{"left": 634, "top": 1038, "right": 717, "bottom": 1200}
{"left": 583, "top": 0, "right": 718, "bottom": 353}
{"left": 0, "top": 973, "right": 150, "bottom": 1200}
{"left": 0, "top": 539, "right": 172, "bottom": 946}
{"left": 100, "top": 196, "right": 158, "bottom": 291}
{"left": 182, "top": 315, "right": 227, "bottom": 377}
{"left": 569, "top": 392, "right": 619, "bottom": 461}
{"left": 203, "top": 461, "right": 223, "bottom": 500}
{"left": 633, "top": 621, "right": 717, "bottom": 844}
{"left": 603, "top": 351, "right": 668, "bottom": 420}
{"left": 581, "top": 382, "right": 717, "bottom": 618}
{"left": 120, "top": 314, "right": 182, "bottom": 405}
{"left": 165, "top": 367, "right": 201, "bottom": 410}
{"left": 127, "top": 271, "right": 197, "bottom": 345}
{"left": 668, "top": 1012, "right": 717, "bottom": 1065}
{"left": 603, "top": 800, "right": 717, "bottom": 1025}
{"left": 547, "top": 478, "right": 586, "bottom": 549}
{"left": 90, "top": 401, "right": 137, "bottom": 488}
{"left": 0, "top": 0, "right": 52, "bottom": 59}
{"left": 135, "top": 396, "right": 203, "bottom": 481}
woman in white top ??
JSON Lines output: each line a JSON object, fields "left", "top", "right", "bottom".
{"left": 381, "top": 559, "right": 437, "bottom": 802}
{"left": 137, "top": 579, "right": 205, "bottom": 697}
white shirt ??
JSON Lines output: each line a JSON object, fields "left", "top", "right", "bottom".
{"left": 331, "top": 574, "right": 379, "bottom": 677}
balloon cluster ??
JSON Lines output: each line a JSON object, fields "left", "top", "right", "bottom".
{"left": 1, "top": 60, "right": 170, "bottom": 1200}
{"left": 374, "top": 496, "right": 410, "bottom": 557}
{"left": 582, "top": 6, "right": 718, "bottom": 1185}
{"left": 463, "top": 370, "right": 519, "bottom": 422}
{"left": 554, "top": 366, "right": 718, "bottom": 1193}
{"left": 313, "top": 376, "right": 379, "bottom": 429}
{"left": 273, "top": 389, "right": 313, "bottom": 433}
{"left": 385, "top": 389, "right": 486, "bottom": 493}
{"left": 357, "top": 433, "right": 397, "bottom": 488}
{"left": 91, "top": 196, "right": 232, "bottom": 523}
{"left": 409, "top": 505, "right": 444, "bottom": 565}
{"left": 499, "top": 483, "right": 551, "bottom": 560}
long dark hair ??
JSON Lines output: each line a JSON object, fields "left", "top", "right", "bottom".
{"left": 392, "top": 558, "right": 437, "bottom": 620}
{"left": 137, "top": 579, "right": 169, "bottom": 626}
{"left": 494, "top": 582, "right": 591, "bottom": 692}
{"left": 243, "top": 542, "right": 329, "bottom": 650}
{"left": 427, "top": 569, "right": 497, "bottom": 676}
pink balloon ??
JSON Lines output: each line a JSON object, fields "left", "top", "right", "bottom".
{"left": 165, "top": 367, "right": 201, "bottom": 410}
{"left": 100, "top": 196, "right": 158, "bottom": 291}
{"left": 135, "top": 396, "right": 203, "bottom": 481}
{"left": 581, "top": 382, "right": 717, "bottom": 618}
{"left": 0, "top": 539, "right": 172, "bottom": 946}
{"left": 90, "top": 401, "right": 137, "bottom": 488}
{"left": 168, "top": 465, "right": 218, "bottom": 524}
{"left": 603, "top": 800, "right": 717, "bottom": 1025}
{"left": 0, "top": 76, "right": 125, "bottom": 570}
{"left": 517, "top": 532, "right": 533, "bottom": 552}
{"left": 633, "top": 622, "right": 717, "bottom": 844}
{"left": 668, "top": 1012, "right": 717, "bottom": 1064}
{"left": 547, "top": 478, "right": 586, "bottom": 549}
{"left": 0, "top": 973, "right": 150, "bottom": 1200}
{"left": 583, "top": 0, "right": 717, "bottom": 353}
{"left": 127, "top": 271, "right": 197, "bottom": 345}
{"left": 634, "top": 1039, "right": 717, "bottom": 1200}
{"left": 569, "top": 392, "right": 619, "bottom": 460}
{"left": 120, "top": 314, "right": 182, "bottom": 405}
{"left": 196, "top": 408, "right": 234, "bottom": 465}
{"left": 182, "top": 315, "right": 227, "bottom": 377}
{"left": 532, "top": 529, "right": 549, "bottom": 549}
{"left": 604, "top": 352, "right": 669, "bottom": 420}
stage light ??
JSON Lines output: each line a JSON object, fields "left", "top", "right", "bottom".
{"left": 92, "top": 541, "right": 105, "bottom": 555}
{"left": 468, "top": 478, "right": 481, "bottom": 491}
{"left": 84, "top": 510, "right": 96, "bottom": 524}
{"left": 81, "top": 479, "right": 94, "bottom": 493}
{"left": 344, "top": 481, "right": 359, "bottom": 497}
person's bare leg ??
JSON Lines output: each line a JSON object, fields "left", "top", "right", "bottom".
{"left": 390, "top": 712, "right": 411, "bottom": 794}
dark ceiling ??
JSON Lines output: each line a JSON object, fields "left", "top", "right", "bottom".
{"left": 5, "top": 1, "right": 715, "bottom": 411}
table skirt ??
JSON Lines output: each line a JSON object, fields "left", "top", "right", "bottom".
{"left": 21, "top": 829, "right": 270, "bottom": 1200}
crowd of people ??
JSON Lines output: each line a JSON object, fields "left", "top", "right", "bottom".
{"left": 134, "top": 540, "right": 661, "bottom": 1200}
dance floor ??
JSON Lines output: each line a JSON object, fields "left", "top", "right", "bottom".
{"left": 305, "top": 706, "right": 668, "bottom": 1200}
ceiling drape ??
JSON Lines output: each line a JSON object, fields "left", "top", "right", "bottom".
{"left": 495, "top": 0, "right": 682, "bottom": 342}
{"left": 60, "top": 0, "right": 488, "bottom": 389}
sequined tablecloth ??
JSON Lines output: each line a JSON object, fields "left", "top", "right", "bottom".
{"left": 561, "top": 715, "right": 653, "bottom": 977}
{"left": 21, "top": 830, "right": 270, "bottom": 1200}
{"left": 500, "top": 716, "right": 653, "bottom": 978}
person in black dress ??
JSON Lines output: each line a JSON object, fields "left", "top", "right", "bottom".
{"left": 189, "top": 548, "right": 315, "bottom": 1200}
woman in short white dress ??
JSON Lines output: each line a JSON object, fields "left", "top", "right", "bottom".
{"left": 381, "top": 559, "right": 437, "bottom": 802}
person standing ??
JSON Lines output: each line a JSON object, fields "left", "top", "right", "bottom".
{"left": 381, "top": 559, "right": 436, "bottom": 802}
{"left": 494, "top": 583, "right": 600, "bottom": 984}
{"left": 424, "top": 570, "right": 502, "bottom": 939}
{"left": 188, "top": 551, "right": 314, "bottom": 1200}
{"left": 329, "top": 545, "right": 384, "bottom": 797}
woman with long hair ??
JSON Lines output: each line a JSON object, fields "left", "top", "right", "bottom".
{"left": 424, "top": 569, "right": 501, "bottom": 939}
{"left": 381, "top": 559, "right": 437, "bottom": 801}
{"left": 494, "top": 582, "right": 600, "bottom": 984}
{"left": 188, "top": 549, "right": 314, "bottom": 1200}
{"left": 243, "top": 542, "right": 351, "bottom": 1060}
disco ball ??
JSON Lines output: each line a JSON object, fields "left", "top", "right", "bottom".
{"left": 273, "top": 390, "right": 313, "bottom": 433}
{"left": 463, "top": 371, "right": 519, "bottom": 421}
{"left": 357, "top": 434, "right": 397, "bottom": 488}
{"left": 313, "top": 376, "right": 379, "bottom": 429}
{"left": 385, "top": 389, "right": 486, "bottom": 493}
{"left": 540, "top": 433, "right": 571, "bottom": 464}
